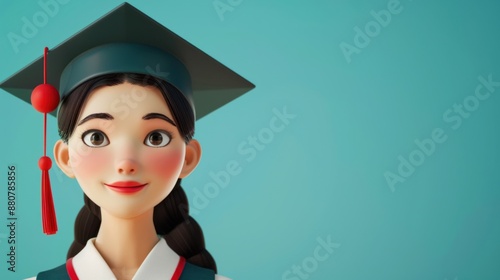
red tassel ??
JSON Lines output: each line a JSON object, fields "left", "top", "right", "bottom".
{"left": 32, "top": 47, "right": 60, "bottom": 235}
{"left": 40, "top": 156, "right": 57, "bottom": 234}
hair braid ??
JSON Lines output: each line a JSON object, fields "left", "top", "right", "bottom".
{"left": 66, "top": 195, "right": 101, "bottom": 259}
{"left": 158, "top": 179, "right": 217, "bottom": 272}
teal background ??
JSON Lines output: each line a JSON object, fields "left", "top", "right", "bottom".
{"left": 0, "top": 0, "right": 499, "bottom": 279}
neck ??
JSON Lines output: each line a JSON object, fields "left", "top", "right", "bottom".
{"left": 94, "top": 209, "right": 159, "bottom": 279}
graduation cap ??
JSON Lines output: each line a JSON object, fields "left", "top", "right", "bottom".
{"left": 0, "top": 2, "right": 255, "bottom": 235}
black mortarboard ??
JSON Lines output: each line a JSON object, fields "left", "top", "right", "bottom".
{"left": 0, "top": 2, "right": 254, "bottom": 234}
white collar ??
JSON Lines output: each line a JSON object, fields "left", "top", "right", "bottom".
{"left": 72, "top": 238, "right": 180, "bottom": 280}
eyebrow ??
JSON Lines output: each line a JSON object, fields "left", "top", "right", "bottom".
{"left": 143, "top": 113, "right": 177, "bottom": 127}
{"left": 78, "top": 113, "right": 114, "bottom": 126}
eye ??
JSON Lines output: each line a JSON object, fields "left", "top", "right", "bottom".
{"left": 82, "top": 130, "right": 109, "bottom": 147}
{"left": 144, "top": 130, "right": 171, "bottom": 147}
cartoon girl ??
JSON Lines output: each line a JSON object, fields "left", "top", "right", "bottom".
{"left": 40, "top": 72, "right": 223, "bottom": 279}
{"left": 0, "top": 3, "right": 253, "bottom": 280}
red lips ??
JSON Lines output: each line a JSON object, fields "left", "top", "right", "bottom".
{"left": 104, "top": 181, "right": 147, "bottom": 194}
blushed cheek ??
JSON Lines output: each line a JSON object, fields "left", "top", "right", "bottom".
{"left": 69, "top": 145, "right": 110, "bottom": 178}
{"left": 145, "top": 150, "right": 184, "bottom": 180}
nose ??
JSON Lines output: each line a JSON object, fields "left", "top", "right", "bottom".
{"left": 116, "top": 159, "right": 138, "bottom": 175}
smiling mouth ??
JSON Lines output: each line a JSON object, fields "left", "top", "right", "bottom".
{"left": 104, "top": 181, "right": 148, "bottom": 194}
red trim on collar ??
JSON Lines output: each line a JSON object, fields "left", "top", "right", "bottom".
{"left": 172, "top": 256, "right": 186, "bottom": 280}
{"left": 66, "top": 258, "right": 79, "bottom": 280}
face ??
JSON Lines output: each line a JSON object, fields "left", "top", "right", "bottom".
{"left": 63, "top": 82, "right": 187, "bottom": 219}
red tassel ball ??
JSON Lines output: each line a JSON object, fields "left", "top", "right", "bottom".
{"left": 39, "top": 156, "right": 52, "bottom": 171}
{"left": 31, "top": 84, "right": 60, "bottom": 113}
